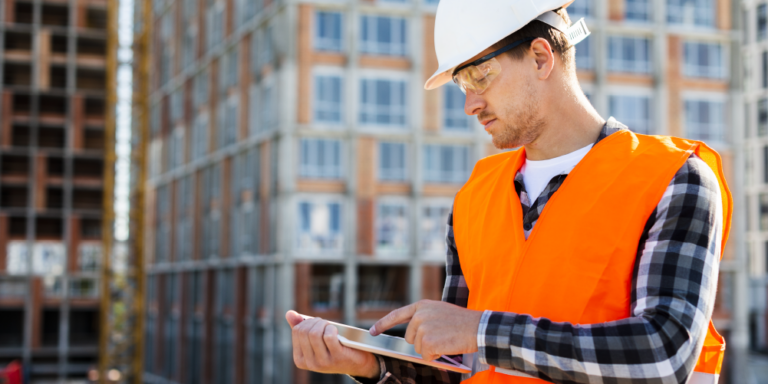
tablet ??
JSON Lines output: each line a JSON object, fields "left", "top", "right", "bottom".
{"left": 298, "top": 314, "right": 471, "bottom": 374}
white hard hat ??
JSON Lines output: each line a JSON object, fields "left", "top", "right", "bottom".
{"left": 425, "top": 0, "right": 585, "bottom": 90}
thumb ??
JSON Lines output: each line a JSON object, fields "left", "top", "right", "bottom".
{"left": 285, "top": 310, "right": 304, "bottom": 329}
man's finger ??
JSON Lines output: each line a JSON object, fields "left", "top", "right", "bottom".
{"left": 296, "top": 319, "right": 317, "bottom": 368}
{"left": 307, "top": 319, "right": 331, "bottom": 364}
{"left": 291, "top": 319, "right": 306, "bottom": 368}
{"left": 323, "top": 324, "right": 344, "bottom": 355}
{"left": 404, "top": 319, "right": 417, "bottom": 345}
{"left": 370, "top": 303, "right": 418, "bottom": 336}
{"left": 286, "top": 310, "right": 305, "bottom": 329}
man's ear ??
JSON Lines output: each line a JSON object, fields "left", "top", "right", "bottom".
{"left": 529, "top": 38, "right": 555, "bottom": 80}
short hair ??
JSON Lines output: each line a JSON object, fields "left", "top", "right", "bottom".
{"left": 490, "top": 8, "right": 575, "bottom": 73}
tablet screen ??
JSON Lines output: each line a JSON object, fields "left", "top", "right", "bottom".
{"left": 331, "top": 321, "right": 418, "bottom": 356}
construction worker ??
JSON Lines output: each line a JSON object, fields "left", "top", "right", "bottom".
{"left": 285, "top": 0, "right": 731, "bottom": 383}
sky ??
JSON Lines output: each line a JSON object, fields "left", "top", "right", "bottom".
{"left": 114, "top": 0, "right": 134, "bottom": 242}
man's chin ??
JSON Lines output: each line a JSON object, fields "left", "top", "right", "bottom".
{"left": 491, "top": 135, "right": 519, "bottom": 150}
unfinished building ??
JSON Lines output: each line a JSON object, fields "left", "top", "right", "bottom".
{"left": 0, "top": 0, "right": 111, "bottom": 381}
{"left": 136, "top": 0, "right": 744, "bottom": 383}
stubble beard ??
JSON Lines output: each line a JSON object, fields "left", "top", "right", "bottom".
{"left": 489, "top": 82, "right": 545, "bottom": 150}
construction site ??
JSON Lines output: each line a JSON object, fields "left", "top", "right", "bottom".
{"left": 1, "top": 0, "right": 768, "bottom": 383}
{"left": 0, "top": 0, "right": 116, "bottom": 381}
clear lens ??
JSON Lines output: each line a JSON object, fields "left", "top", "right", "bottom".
{"left": 452, "top": 58, "right": 502, "bottom": 95}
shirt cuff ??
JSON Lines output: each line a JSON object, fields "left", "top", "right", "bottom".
{"left": 348, "top": 355, "right": 396, "bottom": 384}
{"left": 476, "top": 310, "right": 493, "bottom": 365}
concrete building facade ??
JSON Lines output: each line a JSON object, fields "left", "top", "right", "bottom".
{"left": 0, "top": 0, "right": 111, "bottom": 381}
{"left": 742, "top": 0, "right": 768, "bottom": 357}
{"left": 138, "top": 0, "right": 744, "bottom": 383}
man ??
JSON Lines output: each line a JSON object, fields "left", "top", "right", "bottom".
{"left": 285, "top": 1, "right": 731, "bottom": 383}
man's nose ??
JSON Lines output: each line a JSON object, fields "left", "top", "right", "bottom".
{"left": 464, "top": 90, "right": 485, "bottom": 116}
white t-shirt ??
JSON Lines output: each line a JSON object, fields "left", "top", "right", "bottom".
{"left": 520, "top": 143, "right": 593, "bottom": 238}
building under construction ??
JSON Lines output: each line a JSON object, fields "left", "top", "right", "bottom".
{"left": 0, "top": 0, "right": 115, "bottom": 382}
{"left": 133, "top": 0, "right": 748, "bottom": 383}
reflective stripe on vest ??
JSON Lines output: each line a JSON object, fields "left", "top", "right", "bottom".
{"left": 453, "top": 131, "right": 732, "bottom": 383}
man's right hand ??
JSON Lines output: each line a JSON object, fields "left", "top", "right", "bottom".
{"left": 285, "top": 310, "right": 381, "bottom": 380}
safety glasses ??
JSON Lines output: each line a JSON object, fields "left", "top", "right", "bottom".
{"left": 452, "top": 37, "right": 535, "bottom": 95}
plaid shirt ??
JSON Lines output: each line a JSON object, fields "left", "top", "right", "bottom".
{"left": 350, "top": 120, "right": 723, "bottom": 384}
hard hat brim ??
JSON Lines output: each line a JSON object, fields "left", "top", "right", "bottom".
{"left": 424, "top": 64, "right": 457, "bottom": 91}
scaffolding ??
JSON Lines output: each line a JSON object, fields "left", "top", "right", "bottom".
{"left": 0, "top": 0, "right": 115, "bottom": 381}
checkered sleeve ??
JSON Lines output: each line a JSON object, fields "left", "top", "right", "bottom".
{"left": 348, "top": 210, "right": 465, "bottom": 384}
{"left": 476, "top": 154, "right": 724, "bottom": 383}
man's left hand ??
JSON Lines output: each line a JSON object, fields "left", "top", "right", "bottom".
{"left": 369, "top": 300, "right": 484, "bottom": 361}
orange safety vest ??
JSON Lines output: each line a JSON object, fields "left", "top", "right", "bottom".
{"left": 453, "top": 130, "right": 731, "bottom": 384}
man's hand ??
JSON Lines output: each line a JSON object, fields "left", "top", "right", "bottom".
{"left": 370, "top": 300, "right": 483, "bottom": 361}
{"left": 285, "top": 310, "right": 381, "bottom": 379}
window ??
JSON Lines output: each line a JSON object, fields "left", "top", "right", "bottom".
{"left": 234, "top": 0, "right": 259, "bottom": 28}
{"left": 763, "top": 145, "right": 768, "bottom": 185}
{"left": 357, "top": 266, "right": 408, "bottom": 310}
{"left": 376, "top": 201, "right": 409, "bottom": 254}
{"left": 183, "top": 27, "right": 197, "bottom": 72}
{"left": 761, "top": 193, "right": 768, "bottom": 231}
{"left": 206, "top": 0, "right": 224, "bottom": 52}
{"left": 609, "top": 95, "right": 651, "bottom": 134}
{"left": 202, "top": 164, "right": 221, "bottom": 259}
{"left": 759, "top": 4, "right": 767, "bottom": 41}
{"left": 421, "top": 202, "right": 451, "bottom": 254}
{"left": 746, "top": 146, "right": 755, "bottom": 187}
{"left": 626, "top": 0, "right": 650, "bottom": 21}
{"left": 379, "top": 142, "right": 406, "bottom": 181}
{"left": 163, "top": 274, "right": 179, "bottom": 378}
{"left": 575, "top": 35, "right": 593, "bottom": 70}
{"left": 444, "top": 85, "right": 470, "bottom": 130}
{"left": 359, "top": 78, "right": 407, "bottom": 127}
{"left": 219, "top": 48, "right": 239, "bottom": 94}
{"left": 249, "top": 84, "right": 260, "bottom": 136}
{"left": 170, "top": 127, "right": 185, "bottom": 168}
{"left": 297, "top": 200, "right": 343, "bottom": 252}
{"left": 684, "top": 99, "right": 725, "bottom": 143}
{"left": 159, "top": 13, "right": 175, "bottom": 87}
{"left": 217, "top": 96, "right": 238, "bottom": 149}
{"left": 214, "top": 273, "right": 234, "bottom": 383}
{"left": 151, "top": 103, "right": 161, "bottom": 135}
{"left": 185, "top": 272, "right": 203, "bottom": 384}
{"left": 763, "top": 52, "right": 768, "bottom": 89}
{"left": 683, "top": 42, "right": 725, "bottom": 79}
{"left": 250, "top": 28, "right": 273, "bottom": 73}
{"left": 568, "top": 0, "right": 591, "bottom": 18}
{"left": 310, "top": 265, "right": 345, "bottom": 310}
{"left": 360, "top": 15, "right": 407, "bottom": 56}
{"left": 193, "top": 113, "right": 209, "bottom": 159}
{"left": 261, "top": 82, "right": 276, "bottom": 130}
{"left": 300, "top": 138, "right": 342, "bottom": 179}
{"left": 314, "top": 75, "right": 343, "bottom": 124}
{"left": 170, "top": 87, "right": 184, "bottom": 123}
{"left": 176, "top": 176, "right": 193, "bottom": 261}
{"left": 155, "top": 185, "right": 171, "bottom": 263}
{"left": 233, "top": 150, "right": 259, "bottom": 255}
{"left": 78, "top": 243, "right": 101, "bottom": 272}
{"left": 194, "top": 69, "right": 209, "bottom": 108}
{"left": 423, "top": 144, "right": 471, "bottom": 184}
{"left": 760, "top": 99, "right": 768, "bottom": 136}
{"left": 667, "top": 0, "right": 714, "bottom": 27}
{"left": 315, "top": 11, "right": 343, "bottom": 52}
{"left": 608, "top": 36, "right": 651, "bottom": 74}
